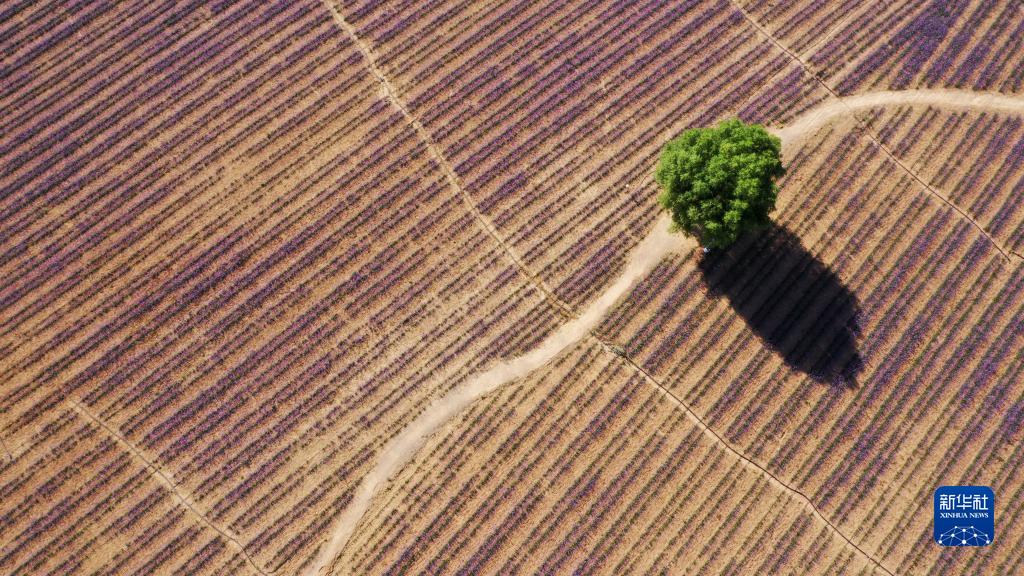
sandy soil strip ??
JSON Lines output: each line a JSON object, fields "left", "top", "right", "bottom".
{"left": 774, "top": 89, "right": 1024, "bottom": 148}
{"left": 306, "top": 216, "right": 692, "bottom": 576}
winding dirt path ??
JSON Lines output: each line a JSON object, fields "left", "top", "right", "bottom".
{"left": 305, "top": 216, "right": 691, "bottom": 575}
{"left": 732, "top": 0, "right": 1024, "bottom": 263}
{"left": 311, "top": 1, "right": 1024, "bottom": 567}
{"left": 304, "top": 87, "right": 1024, "bottom": 575}
{"left": 774, "top": 89, "right": 1024, "bottom": 147}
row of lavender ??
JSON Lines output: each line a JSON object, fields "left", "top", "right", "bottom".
{"left": 1, "top": 0, "right": 371, "bottom": 457}
{"left": 3, "top": 3, "right": 363, "bottom": 572}
{"left": 0, "top": 1, "right": 344, "bottom": 326}
{"left": 712, "top": 106, "right": 1023, "bottom": 576}
{"left": 0, "top": 128, "right": 562, "bottom": 575}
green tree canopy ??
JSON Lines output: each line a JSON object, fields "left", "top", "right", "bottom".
{"left": 656, "top": 118, "right": 784, "bottom": 249}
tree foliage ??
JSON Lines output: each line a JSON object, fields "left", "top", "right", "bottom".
{"left": 656, "top": 118, "right": 784, "bottom": 249}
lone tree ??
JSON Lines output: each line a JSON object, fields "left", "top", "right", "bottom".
{"left": 656, "top": 118, "right": 784, "bottom": 249}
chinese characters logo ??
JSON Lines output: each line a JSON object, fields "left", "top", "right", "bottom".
{"left": 934, "top": 486, "right": 993, "bottom": 546}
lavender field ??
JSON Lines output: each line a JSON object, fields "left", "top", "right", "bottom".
{"left": 1, "top": 1, "right": 1022, "bottom": 574}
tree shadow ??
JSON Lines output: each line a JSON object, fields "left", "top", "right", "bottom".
{"left": 697, "top": 223, "right": 863, "bottom": 387}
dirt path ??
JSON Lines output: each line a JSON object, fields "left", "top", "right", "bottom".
{"left": 310, "top": 1, "right": 1024, "bottom": 566}
{"left": 306, "top": 216, "right": 691, "bottom": 575}
{"left": 774, "top": 89, "right": 1024, "bottom": 147}
{"left": 308, "top": 208, "right": 897, "bottom": 576}
{"left": 301, "top": 86, "right": 1024, "bottom": 575}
